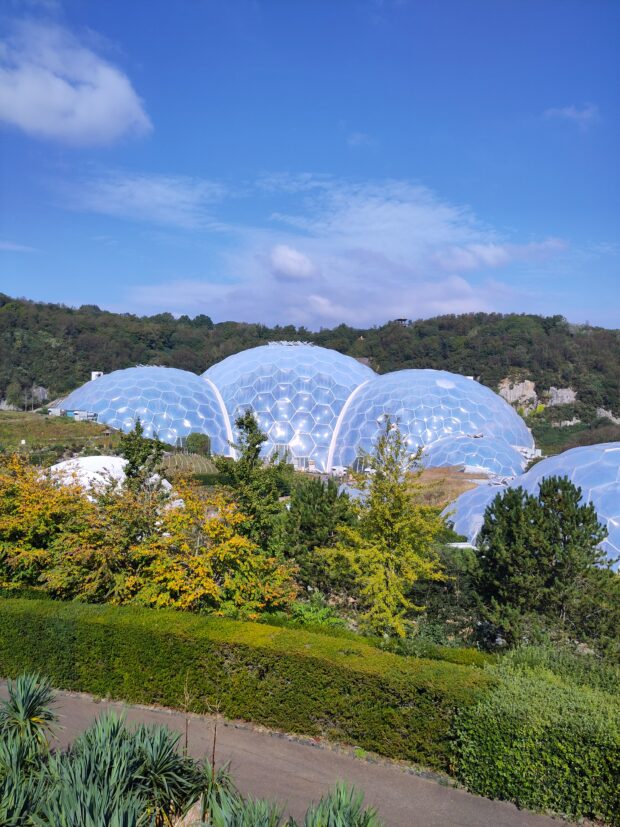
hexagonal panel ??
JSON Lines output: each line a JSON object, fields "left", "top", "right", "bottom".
{"left": 445, "top": 443, "right": 620, "bottom": 568}
{"left": 56, "top": 366, "right": 232, "bottom": 453}
{"left": 203, "top": 343, "right": 375, "bottom": 471}
{"left": 331, "top": 370, "right": 534, "bottom": 470}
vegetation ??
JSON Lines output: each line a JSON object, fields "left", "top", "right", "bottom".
{"left": 0, "top": 600, "right": 490, "bottom": 771}
{"left": 527, "top": 405, "right": 620, "bottom": 455}
{"left": 214, "top": 412, "right": 294, "bottom": 553}
{"left": 453, "top": 657, "right": 620, "bottom": 823}
{"left": 0, "top": 413, "right": 618, "bottom": 821}
{"left": 316, "top": 421, "right": 445, "bottom": 637}
{"left": 0, "top": 453, "right": 296, "bottom": 616}
{"left": 475, "top": 477, "right": 619, "bottom": 658}
{"left": 0, "top": 673, "right": 383, "bottom": 826}
{"left": 0, "top": 410, "right": 119, "bottom": 465}
{"left": 1, "top": 295, "right": 618, "bottom": 431}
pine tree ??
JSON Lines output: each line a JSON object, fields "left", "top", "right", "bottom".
{"left": 118, "top": 419, "right": 164, "bottom": 489}
{"left": 214, "top": 411, "right": 288, "bottom": 552}
{"left": 284, "top": 476, "right": 355, "bottom": 590}
{"left": 475, "top": 475, "right": 609, "bottom": 644}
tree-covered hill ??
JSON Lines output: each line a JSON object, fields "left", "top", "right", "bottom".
{"left": 1, "top": 294, "right": 619, "bottom": 424}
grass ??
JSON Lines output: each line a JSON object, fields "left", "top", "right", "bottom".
{"left": 410, "top": 466, "right": 486, "bottom": 508}
{"left": 162, "top": 452, "right": 218, "bottom": 476}
{"left": 0, "top": 411, "right": 120, "bottom": 464}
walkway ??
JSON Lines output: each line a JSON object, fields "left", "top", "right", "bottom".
{"left": 0, "top": 682, "right": 564, "bottom": 827}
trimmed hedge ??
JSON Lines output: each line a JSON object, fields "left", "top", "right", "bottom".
{"left": 453, "top": 663, "right": 620, "bottom": 823}
{"left": 0, "top": 597, "right": 490, "bottom": 770}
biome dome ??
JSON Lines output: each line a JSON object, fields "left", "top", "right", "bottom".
{"left": 56, "top": 366, "right": 233, "bottom": 452}
{"left": 446, "top": 442, "right": 620, "bottom": 569}
{"left": 55, "top": 346, "right": 534, "bottom": 476}
{"left": 203, "top": 342, "right": 375, "bottom": 472}
{"left": 329, "top": 369, "right": 533, "bottom": 471}
{"left": 423, "top": 434, "right": 526, "bottom": 478}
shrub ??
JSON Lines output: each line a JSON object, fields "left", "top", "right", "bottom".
{"left": 0, "top": 597, "right": 490, "bottom": 770}
{"left": 453, "top": 660, "right": 620, "bottom": 823}
{"left": 504, "top": 644, "right": 620, "bottom": 695}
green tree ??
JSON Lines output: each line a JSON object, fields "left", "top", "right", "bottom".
{"left": 475, "top": 476, "right": 610, "bottom": 645}
{"left": 184, "top": 432, "right": 211, "bottom": 456}
{"left": 214, "top": 411, "right": 289, "bottom": 552}
{"left": 317, "top": 419, "right": 445, "bottom": 636}
{"left": 284, "top": 476, "right": 355, "bottom": 590}
{"left": 118, "top": 420, "right": 164, "bottom": 489}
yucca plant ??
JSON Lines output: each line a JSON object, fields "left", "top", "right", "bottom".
{"left": 198, "top": 760, "right": 242, "bottom": 824}
{"left": 133, "top": 722, "right": 202, "bottom": 825}
{"left": 29, "top": 781, "right": 147, "bottom": 827}
{"left": 0, "top": 730, "right": 41, "bottom": 782}
{"left": 302, "top": 784, "right": 382, "bottom": 827}
{"left": 0, "top": 673, "right": 57, "bottom": 750}
{"left": 0, "top": 771, "right": 46, "bottom": 827}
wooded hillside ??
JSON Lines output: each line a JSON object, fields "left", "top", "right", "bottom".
{"left": 1, "top": 294, "right": 618, "bottom": 421}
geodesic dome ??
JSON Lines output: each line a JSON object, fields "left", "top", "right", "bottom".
{"left": 202, "top": 343, "right": 375, "bottom": 472}
{"left": 56, "top": 366, "right": 233, "bottom": 452}
{"left": 443, "top": 484, "right": 503, "bottom": 543}
{"left": 445, "top": 442, "right": 620, "bottom": 568}
{"left": 329, "top": 369, "right": 533, "bottom": 470}
{"left": 423, "top": 434, "right": 526, "bottom": 478}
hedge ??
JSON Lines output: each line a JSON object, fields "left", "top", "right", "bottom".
{"left": 0, "top": 597, "right": 490, "bottom": 770}
{"left": 453, "top": 663, "right": 620, "bottom": 824}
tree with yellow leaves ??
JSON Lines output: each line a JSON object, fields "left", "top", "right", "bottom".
{"left": 126, "top": 483, "right": 297, "bottom": 615}
{"left": 0, "top": 454, "right": 92, "bottom": 588}
{"left": 317, "top": 419, "right": 445, "bottom": 637}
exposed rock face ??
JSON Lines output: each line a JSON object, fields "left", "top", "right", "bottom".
{"left": 498, "top": 379, "right": 538, "bottom": 412}
{"left": 547, "top": 387, "right": 577, "bottom": 406}
{"left": 597, "top": 408, "right": 620, "bottom": 425}
{"left": 0, "top": 399, "right": 19, "bottom": 411}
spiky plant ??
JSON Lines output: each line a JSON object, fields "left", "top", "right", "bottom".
{"left": 0, "top": 771, "right": 46, "bottom": 827}
{"left": 198, "top": 794, "right": 285, "bottom": 827}
{"left": 28, "top": 782, "right": 146, "bottom": 827}
{"left": 133, "top": 722, "right": 202, "bottom": 825}
{"left": 302, "top": 784, "right": 382, "bottom": 827}
{"left": 0, "top": 673, "right": 57, "bottom": 750}
{"left": 199, "top": 760, "right": 242, "bottom": 824}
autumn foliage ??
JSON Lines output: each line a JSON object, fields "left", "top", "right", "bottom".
{"left": 0, "top": 454, "right": 296, "bottom": 616}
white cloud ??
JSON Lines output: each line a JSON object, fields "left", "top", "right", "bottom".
{"left": 270, "top": 244, "right": 316, "bottom": 280}
{"left": 435, "top": 238, "right": 566, "bottom": 272}
{"left": 544, "top": 103, "right": 599, "bottom": 130}
{"left": 67, "top": 171, "right": 227, "bottom": 229}
{"left": 0, "top": 239, "right": 37, "bottom": 252}
{"left": 0, "top": 20, "right": 151, "bottom": 145}
{"left": 124, "top": 175, "right": 565, "bottom": 327}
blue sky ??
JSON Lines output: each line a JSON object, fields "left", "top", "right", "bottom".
{"left": 0, "top": 0, "right": 618, "bottom": 328}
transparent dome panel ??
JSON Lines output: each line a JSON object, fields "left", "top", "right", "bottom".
{"left": 203, "top": 343, "right": 375, "bottom": 472}
{"left": 57, "top": 366, "right": 232, "bottom": 452}
{"left": 331, "top": 369, "right": 533, "bottom": 469}
{"left": 445, "top": 442, "right": 620, "bottom": 568}
{"left": 424, "top": 435, "right": 526, "bottom": 478}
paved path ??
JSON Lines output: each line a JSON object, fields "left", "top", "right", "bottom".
{"left": 0, "top": 682, "right": 564, "bottom": 827}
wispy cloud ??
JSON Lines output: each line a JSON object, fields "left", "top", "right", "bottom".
{"left": 544, "top": 103, "right": 599, "bottom": 130}
{"left": 122, "top": 174, "right": 565, "bottom": 327}
{"left": 66, "top": 171, "right": 227, "bottom": 229}
{"left": 346, "top": 131, "right": 376, "bottom": 148}
{"left": 0, "top": 239, "right": 37, "bottom": 252}
{"left": 0, "top": 19, "right": 151, "bottom": 145}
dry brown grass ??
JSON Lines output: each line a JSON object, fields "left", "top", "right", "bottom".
{"left": 409, "top": 465, "right": 487, "bottom": 508}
